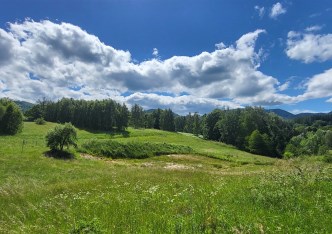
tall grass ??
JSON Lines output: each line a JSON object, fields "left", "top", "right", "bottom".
{"left": 80, "top": 139, "right": 193, "bottom": 159}
{"left": 0, "top": 122, "right": 331, "bottom": 233}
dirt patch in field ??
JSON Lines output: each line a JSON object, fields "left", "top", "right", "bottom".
{"left": 164, "top": 163, "right": 194, "bottom": 170}
{"left": 80, "top": 153, "right": 114, "bottom": 164}
{"left": 166, "top": 154, "right": 202, "bottom": 161}
{"left": 80, "top": 153, "right": 101, "bottom": 160}
{"left": 141, "top": 162, "right": 154, "bottom": 167}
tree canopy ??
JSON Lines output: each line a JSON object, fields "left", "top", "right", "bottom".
{"left": 46, "top": 123, "right": 77, "bottom": 151}
{"left": 0, "top": 99, "right": 23, "bottom": 135}
{"left": 27, "top": 98, "right": 129, "bottom": 131}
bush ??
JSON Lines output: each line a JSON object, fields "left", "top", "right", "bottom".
{"left": 80, "top": 140, "right": 193, "bottom": 159}
{"left": 283, "top": 151, "right": 294, "bottom": 159}
{"left": 323, "top": 154, "right": 332, "bottom": 163}
{"left": 46, "top": 123, "right": 77, "bottom": 151}
{"left": 0, "top": 101, "right": 23, "bottom": 135}
{"left": 35, "top": 117, "right": 46, "bottom": 125}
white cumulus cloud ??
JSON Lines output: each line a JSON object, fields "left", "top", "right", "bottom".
{"left": 305, "top": 25, "right": 323, "bottom": 32}
{"left": 254, "top": 6, "right": 265, "bottom": 18}
{"left": 286, "top": 31, "right": 332, "bottom": 63}
{"left": 152, "top": 48, "right": 159, "bottom": 57}
{"left": 270, "top": 2, "right": 286, "bottom": 19}
{"left": 0, "top": 20, "right": 296, "bottom": 112}
{"left": 278, "top": 81, "right": 290, "bottom": 91}
{"left": 297, "top": 68, "right": 332, "bottom": 101}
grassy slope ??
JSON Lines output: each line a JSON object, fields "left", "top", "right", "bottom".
{"left": 78, "top": 126, "right": 276, "bottom": 164}
{"left": 0, "top": 122, "right": 331, "bottom": 233}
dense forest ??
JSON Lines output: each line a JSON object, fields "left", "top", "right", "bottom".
{"left": 3, "top": 97, "right": 331, "bottom": 158}
{"left": 26, "top": 98, "right": 129, "bottom": 131}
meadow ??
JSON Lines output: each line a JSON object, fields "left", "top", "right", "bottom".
{"left": 0, "top": 122, "right": 331, "bottom": 233}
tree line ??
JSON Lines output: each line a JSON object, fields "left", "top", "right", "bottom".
{"left": 127, "top": 105, "right": 294, "bottom": 157}
{"left": 25, "top": 99, "right": 293, "bottom": 157}
{"left": 26, "top": 98, "right": 129, "bottom": 131}
{"left": 201, "top": 107, "right": 294, "bottom": 157}
{"left": 23, "top": 98, "right": 332, "bottom": 158}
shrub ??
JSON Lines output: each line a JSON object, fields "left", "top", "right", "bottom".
{"left": 283, "top": 151, "right": 294, "bottom": 159}
{"left": 0, "top": 101, "right": 23, "bottom": 135}
{"left": 323, "top": 154, "right": 332, "bottom": 163}
{"left": 46, "top": 123, "right": 77, "bottom": 151}
{"left": 35, "top": 117, "right": 46, "bottom": 125}
{"left": 80, "top": 140, "right": 193, "bottom": 159}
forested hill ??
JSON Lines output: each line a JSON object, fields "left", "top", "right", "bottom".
{"left": 266, "top": 109, "right": 331, "bottom": 120}
{"left": 14, "top": 101, "right": 34, "bottom": 112}
{"left": 266, "top": 109, "right": 295, "bottom": 119}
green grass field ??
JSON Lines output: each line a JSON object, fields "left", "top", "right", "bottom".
{"left": 0, "top": 122, "right": 332, "bottom": 233}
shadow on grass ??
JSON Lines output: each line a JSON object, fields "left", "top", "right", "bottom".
{"left": 44, "top": 149, "right": 75, "bottom": 160}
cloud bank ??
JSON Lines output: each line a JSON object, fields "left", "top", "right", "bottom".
{"left": 0, "top": 20, "right": 330, "bottom": 114}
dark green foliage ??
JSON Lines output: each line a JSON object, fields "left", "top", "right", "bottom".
{"left": 266, "top": 114, "right": 294, "bottom": 156}
{"left": 44, "top": 149, "right": 75, "bottom": 159}
{"left": 174, "top": 116, "right": 186, "bottom": 132}
{"left": 81, "top": 140, "right": 193, "bottom": 159}
{"left": 143, "top": 113, "right": 154, "bottom": 128}
{"left": 180, "top": 112, "right": 202, "bottom": 135}
{"left": 240, "top": 107, "right": 269, "bottom": 136}
{"left": 325, "top": 130, "right": 332, "bottom": 148}
{"left": 117, "top": 103, "right": 130, "bottom": 131}
{"left": 203, "top": 107, "right": 293, "bottom": 157}
{"left": 130, "top": 104, "right": 144, "bottom": 128}
{"left": 202, "top": 109, "right": 223, "bottom": 140}
{"left": 152, "top": 108, "right": 161, "bottom": 129}
{"left": 0, "top": 104, "right": 6, "bottom": 120}
{"left": 247, "top": 130, "right": 272, "bottom": 156}
{"left": 294, "top": 112, "right": 332, "bottom": 126}
{"left": 217, "top": 109, "right": 242, "bottom": 147}
{"left": 46, "top": 123, "right": 77, "bottom": 151}
{"left": 0, "top": 100, "right": 23, "bottom": 135}
{"left": 25, "top": 98, "right": 50, "bottom": 121}
{"left": 25, "top": 104, "right": 44, "bottom": 121}
{"left": 35, "top": 117, "right": 46, "bottom": 125}
{"left": 192, "top": 112, "right": 201, "bottom": 135}
{"left": 184, "top": 112, "right": 194, "bottom": 133}
{"left": 323, "top": 154, "right": 332, "bottom": 163}
{"left": 32, "top": 98, "right": 129, "bottom": 131}
{"left": 160, "top": 109, "right": 175, "bottom": 132}
{"left": 248, "top": 130, "right": 265, "bottom": 155}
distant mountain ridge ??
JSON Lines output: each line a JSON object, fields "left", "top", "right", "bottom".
{"left": 266, "top": 109, "right": 295, "bottom": 119}
{"left": 14, "top": 101, "right": 34, "bottom": 112}
{"left": 266, "top": 109, "right": 330, "bottom": 119}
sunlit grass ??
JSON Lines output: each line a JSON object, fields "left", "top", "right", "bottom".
{"left": 0, "top": 122, "right": 331, "bottom": 233}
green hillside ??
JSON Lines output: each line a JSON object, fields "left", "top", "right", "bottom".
{"left": 0, "top": 122, "right": 331, "bottom": 233}
{"left": 14, "top": 100, "right": 34, "bottom": 112}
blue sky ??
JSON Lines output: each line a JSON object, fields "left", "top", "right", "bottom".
{"left": 0, "top": 0, "right": 332, "bottom": 114}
